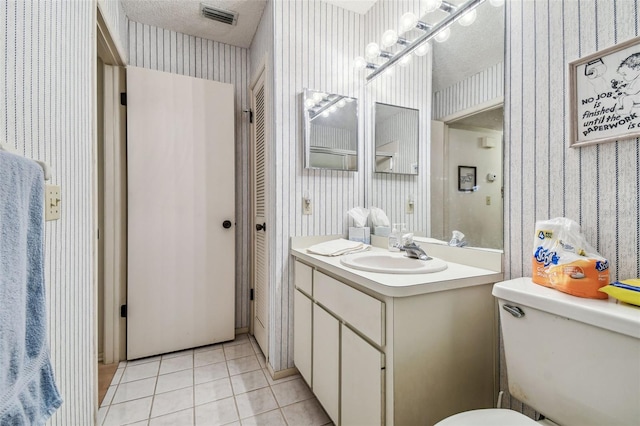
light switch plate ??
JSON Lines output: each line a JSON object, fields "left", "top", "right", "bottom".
{"left": 46, "top": 184, "right": 61, "bottom": 221}
{"left": 406, "top": 201, "right": 414, "bottom": 214}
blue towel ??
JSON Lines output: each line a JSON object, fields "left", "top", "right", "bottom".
{"left": 0, "top": 151, "right": 62, "bottom": 425}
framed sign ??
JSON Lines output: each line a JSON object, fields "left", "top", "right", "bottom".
{"left": 569, "top": 36, "right": 640, "bottom": 147}
{"left": 458, "top": 166, "right": 476, "bottom": 192}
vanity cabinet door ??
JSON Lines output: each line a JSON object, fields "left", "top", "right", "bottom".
{"left": 341, "top": 325, "right": 385, "bottom": 426}
{"left": 294, "top": 289, "right": 312, "bottom": 387}
{"left": 313, "top": 304, "right": 340, "bottom": 425}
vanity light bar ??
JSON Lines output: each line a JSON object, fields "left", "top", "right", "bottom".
{"left": 365, "top": 0, "right": 485, "bottom": 82}
{"left": 309, "top": 95, "right": 344, "bottom": 121}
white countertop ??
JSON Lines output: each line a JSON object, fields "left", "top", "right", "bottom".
{"left": 291, "top": 245, "right": 504, "bottom": 298}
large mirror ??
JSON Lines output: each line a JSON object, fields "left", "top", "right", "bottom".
{"left": 374, "top": 103, "right": 419, "bottom": 175}
{"left": 303, "top": 89, "right": 358, "bottom": 171}
{"left": 429, "top": 0, "right": 505, "bottom": 250}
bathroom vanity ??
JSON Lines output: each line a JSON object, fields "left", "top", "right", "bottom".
{"left": 291, "top": 236, "right": 504, "bottom": 426}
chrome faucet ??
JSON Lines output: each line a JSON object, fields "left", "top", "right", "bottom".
{"left": 395, "top": 242, "right": 431, "bottom": 261}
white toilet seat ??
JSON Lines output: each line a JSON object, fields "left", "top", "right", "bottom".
{"left": 435, "top": 408, "right": 540, "bottom": 426}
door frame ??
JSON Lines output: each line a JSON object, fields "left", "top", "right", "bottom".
{"left": 96, "top": 5, "right": 127, "bottom": 365}
{"left": 248, "top": 54, "right": 269, "bottom": 355}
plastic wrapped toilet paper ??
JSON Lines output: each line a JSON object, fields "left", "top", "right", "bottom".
{"left": 370, "top": 207, "right": 390, "bottom": 227}
{"left": 449, "top": 230, "right": 468, "bottom": 247}
{"left": 347, "top": 207, "right": 369, "bottom": 227}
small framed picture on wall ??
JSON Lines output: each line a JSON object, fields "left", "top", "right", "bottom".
{"left": 569, "top": 35, "right": 640, "bottom": 147}
{"left": 458, "top": 166, "right": 476, "bottom": 192}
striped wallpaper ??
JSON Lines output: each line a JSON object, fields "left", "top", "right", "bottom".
{"left": 432, "top": 61, "right": 505, "bottom": 119}
{"left": 310, "top": 125, "right": 355, "bottom": 151}
{"left": 502, "top": 0, "right": 640, "bottom": 416}
{"left": 2, "top": 0, "right": 96, "bottom": 424}
{"left": 127, "top": 20, "right": 252, "bottom": 332}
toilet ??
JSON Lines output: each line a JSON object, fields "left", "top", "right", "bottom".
{"left": 436, "top": 277, "right": 640, "bottom": 426}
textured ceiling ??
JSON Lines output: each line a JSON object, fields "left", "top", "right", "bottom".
{"left": 122, "top": 1, "right": 378, "bottom": 49}
{"left": 431, "top": 0, "right": 505, "bottom": 92}
{"left": 121, "top": 0, "right": 267, "bottom": 48}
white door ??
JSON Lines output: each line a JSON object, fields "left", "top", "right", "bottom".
{"left": 126, "top": 66, "right": 235, "bottom": 360}
{"left": 251, "top": 67, "right": 269, "bottom": 356}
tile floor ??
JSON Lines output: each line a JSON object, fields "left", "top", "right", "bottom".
{"left": 98, "top": 334, "right": 331, "bottom": 426}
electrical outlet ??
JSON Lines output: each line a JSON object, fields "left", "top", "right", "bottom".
{"left": 406, "top": 200, "right": 414, "bottom": 214}
{"left": 486, "top": 196, "right": 491, "bottom": 206}
{"left": 46, "top": 184, "right": 61, "bottom": 221}
{"left": 303, "top": 199, "right": 312, "bottom": 215}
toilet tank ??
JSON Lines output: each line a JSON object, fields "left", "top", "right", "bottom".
{"left": 493, "top": 278, "right": 640, "bottom": 426}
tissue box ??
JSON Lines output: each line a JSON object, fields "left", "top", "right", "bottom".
{"left": 349, "top": 227, "right": 370, "bottom": 244}
{"left": 373, "top": 226, "right": 391, "bottom": 237}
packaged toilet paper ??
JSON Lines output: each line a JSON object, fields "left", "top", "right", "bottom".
{"left": 532, "top": 217, "right": 609, "bottom": 299}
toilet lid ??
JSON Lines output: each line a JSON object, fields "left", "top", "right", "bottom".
{"left": 435, "top": 409, "right": 540, "bottom": 426}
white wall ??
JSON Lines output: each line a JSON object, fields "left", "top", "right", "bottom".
{"left": 1, "top": 0, "right": 100, "bottom": 424}
{"left": 446, "top": 126, "right": 503, "bottom": 249}
{"left": 503, "top": 0, "right": 640, "bottom": 416}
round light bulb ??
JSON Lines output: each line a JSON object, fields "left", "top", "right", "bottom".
{"left": 365, "top": 42, "right": 381, "bottom": 59}
{"left": 434, "top": 27, "right": 451, "bottom": 43}
{"left": 414, "top": 42, "right": 430, "bottom": 57}
{"left": 304, "top": 98, "right": 315, "bottom": 109}
{"left": 353, "top": 56, "right": 368, "bottom": 70}
{"left": 489, "top": 0, "right": 505, "bottom": 6}
{"left": 345, "top": 97, "right": 354, "bottom": 102}
{"left": 329, "top": 105, "right": 337, "bottom": 113}
{"left": 337, "top": 99, "right": 346, "bottom": 108}
{"left": 381, "top": 29, "right": 399, "bottom": 48}
{"left": 399, "top": 55, "right": 412, "bottom": 67}
{"left": 458, "top": 9, "right": 477, "bottom": 26}
{"left": 424, "top": 0, "right": 442, "bottom": 13}
{"left": 312, "top": 92, "right": 324, "bottom": 102}
{"left": 399, "top": 12, "right": 419, "bottom": 33}
{"left": 322, "top": 111, "right": 330, "bottom": 118}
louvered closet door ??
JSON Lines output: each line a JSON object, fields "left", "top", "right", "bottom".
{"left": 252, "top": 68, "right": 268, "bottom": 356}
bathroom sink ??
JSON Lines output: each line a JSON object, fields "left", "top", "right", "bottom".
{"left": 340, "top": 252, "right": 448, "bottom": 274}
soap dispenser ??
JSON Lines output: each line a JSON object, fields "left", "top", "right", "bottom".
{"left": 388, "top": 223, "right": 402, "bottom": 252}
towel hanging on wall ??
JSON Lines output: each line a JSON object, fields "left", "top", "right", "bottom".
{"left": 0, "top": 142, "right": 51, "bottom": 180}
{"left": 0, "top": 151, "right": 62, "bottom": 424}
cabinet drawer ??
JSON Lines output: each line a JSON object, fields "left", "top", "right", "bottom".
{"left": 314, "top": 270, "right": 385, "bottom": 346}
{"left": 294, "top": 261, "right": 313, "bottom": 295}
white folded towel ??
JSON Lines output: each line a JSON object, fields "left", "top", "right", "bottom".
{"left": 307, "top": 238, "right": 370, "bottom": 256}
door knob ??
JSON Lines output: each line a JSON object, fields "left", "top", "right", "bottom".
{"left": 222, "top": 220, "right": 232, "bottom": 229}
{"left": 256, "top": 223, "right": 266, "bottom": 232}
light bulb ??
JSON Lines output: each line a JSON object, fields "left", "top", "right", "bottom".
{"left": 312, "top": 92, "right": 324, "bottom": 102}
{"left": 337, "top": 99, "right": 346, "bottom": 108}
{"left": 381, "top": 29, "right": 399, "bottom": 48}
{"left": 304, "top": 98, "right": 315, "bottom": 109}
{"left": 322, "top": 111, "right": 330, "bottom": 118}
{"left": 399, "top": 55, "right": 412, "bottom": 67}
{"left": 353, "top": 56, "right": 368, "bottom": 70}
{"left": 434, "top": 27, "right": 451, "bottom": 43}
{"left": 489, "top": 0, "right": 505, "bottom": 6}
{"left": 458, "top": 9, "right": 477, "bottom": 26}
{"left": 424, "top": 0, "right": 442, "bottom": 13}
{"left": 414, "top": 42, "right": 430, "bottom": 57}
{"left": 399, "top": 12, "right": 419, "bottom": 33}
{"left": 365, "top": 42, "right": 381, "bottom": 59}
{"left": 345, "top": 97, "right": 354, "bottom": 102}
{"left": 329, "top": 105, "right": 337, "bottom": 113}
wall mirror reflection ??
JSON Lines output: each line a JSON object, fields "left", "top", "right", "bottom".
{"left": 430, "top": 0, "right": 505, "bottom": 250}
{"left": 303, "top": 88, "right": 358, "bottom": 171}
{"left": 374, "top": 102, "right": 419, "bottom": 175}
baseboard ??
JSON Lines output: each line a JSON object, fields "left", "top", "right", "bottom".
{"left": 235, "top": 327, "right": 249, "bottom": 335}
{"left": 266, "top": 363, "right": 299, "bottom": 381}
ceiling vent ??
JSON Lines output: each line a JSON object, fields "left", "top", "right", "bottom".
{"left": 200, "top": 4, "right": 238, "bottom": 26}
